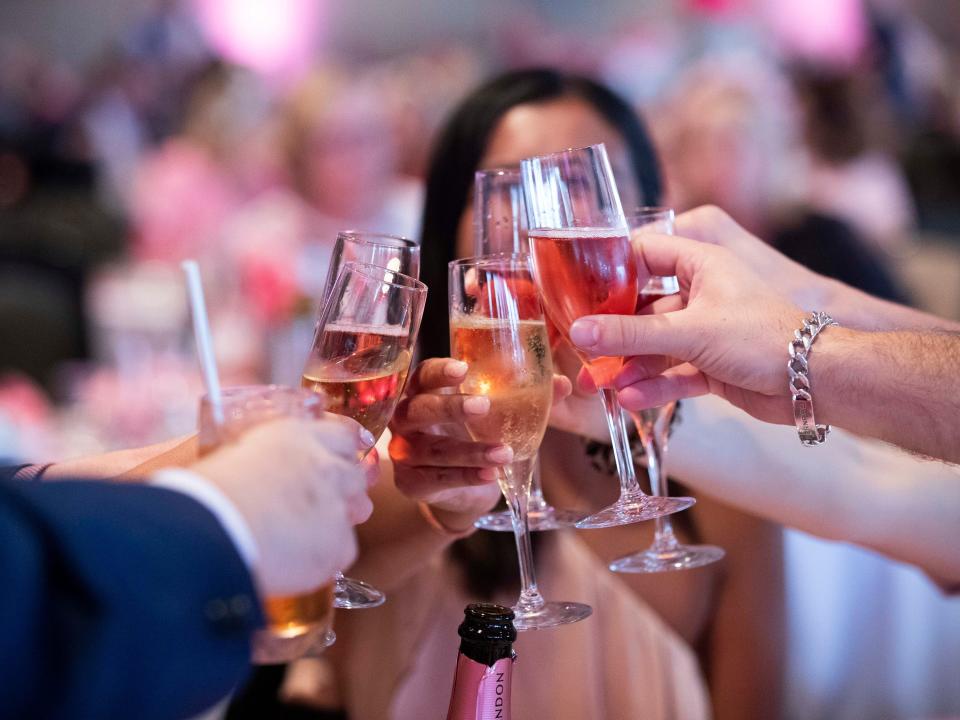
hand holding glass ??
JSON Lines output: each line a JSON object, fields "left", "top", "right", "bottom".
{"left": 198, "top": 385, "right": 336, "bottom": 664}
{"left": 449, "top": 254, "right": 591, "bottom": 630}
{"left": 471, "top": 166, "right": 585, "bottom": 532}
{"left": 521, "top": 144, "right": 693, "bottom": 528}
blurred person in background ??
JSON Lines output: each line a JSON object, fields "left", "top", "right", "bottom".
{"left": 795, "top": 67, "right": 918, "bottom": 258}
{"left": 656, "top": 53, "right": 907, "bottom": 304}
{"left": 0, "top": 74, "right": 125, "bottom": 395}
{"left": 281, "top": 67, "right": 421, "bottom": 245}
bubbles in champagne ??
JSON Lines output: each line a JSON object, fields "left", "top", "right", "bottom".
{"left": 450, "top": 317, "right": 553, "bottom": 494}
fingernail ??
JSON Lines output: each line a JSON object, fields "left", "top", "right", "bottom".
{"left": 463, "top": 396, "right": 490, "bottom": 415}
{"left": 359, "top": 428, "right": 377, "bottom": 447}
{"left": 485, "top": 445, "right": 513, "bottom": 464}
{"left": 477, "top": 468, "right": 498, "bottom": 482}
{"left": 445, "top": 360, "right": 468, "bottom": 377}
{"left": 570, "top": 319, "right": 599, "bottom": 348}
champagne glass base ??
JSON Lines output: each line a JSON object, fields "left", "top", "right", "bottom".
{"left": 252, "top": 627, "right": 336, "bottom": 665}
{"left": 475, "top": 506, "right": 587, "bottom": 532}
{"left": 334, "top": 575, "right": 385, "bottom": 609}
{"left": 575, "top": 494, "right": 695, "bottom": 529}
{"left": 609, "top": 543, "right": 726, "bottom": 574}
{"left": 512, "top": 601, "right": 593, "bottom": 631}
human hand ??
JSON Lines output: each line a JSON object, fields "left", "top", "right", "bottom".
{"left": 571, "top": 232, "right": 805, "bottom": 425}
{"left": 388, "top": 358, "right": 572, "bottom": 524}
{"left": 674, "top": 205, "right": 836, "bottom": 313}
{"left": 190, "top": 415, "right": 374, "bottom": 597}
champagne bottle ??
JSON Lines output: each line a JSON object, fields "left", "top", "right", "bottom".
{"left": 446, "top": 604, "right": 517, "bottom": 720}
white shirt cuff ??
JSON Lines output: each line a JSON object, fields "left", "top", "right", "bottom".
{"left": 150, "top": 468, "right": 260, "bottom": 571}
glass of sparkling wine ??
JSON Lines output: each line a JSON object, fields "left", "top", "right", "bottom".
{"left": 449, "top": 254, "right": 592, "bottom": 630}
{"left": 611, "top": 208, "right": 725, "bottom": 573}
{"left": 471, "top": 166, "right": 585, "bottom": 533}
{"left": 198, "top": 385, "right": 336, "bottom": 664}
{"left": 320, "top": 231, "right": 420, "bottom": 303}
{"left": 520, "top": 143, "right": 694, "bottom": 529}
{"left": 302, "top": 261, "right": 426, "bottom": 608}
{"left": 316, "top": 233, "right": 420, "bottom": 608}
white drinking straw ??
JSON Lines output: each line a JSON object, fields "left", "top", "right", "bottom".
{"left": 181, "top": 260, "right": 224, "bottom": 426}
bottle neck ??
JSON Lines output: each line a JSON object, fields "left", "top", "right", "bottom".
{"left": 446, "top": 650, "right": 514, "bottom": 720}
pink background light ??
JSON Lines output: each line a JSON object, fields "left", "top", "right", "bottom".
{"left": 763, "top": 0, "right": 868, "bottom": 68}
{"left": 191, "top": 0, "right": 326, "bottom": 81}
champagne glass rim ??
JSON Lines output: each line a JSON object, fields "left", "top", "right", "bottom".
{"left": 337, "top": 229, "right": 418, "bottom": 249}
{"left": 449, "top": 252, "right": 531, "bottom": 270}
{"left": 200, "top": 384, "right": 321, "bottom": 406}
{"left": 339, "top": 261, "right": 427, "bottom": 292}
{"left": 518, "top": 141, "right": 609, "bottom": 164}
{"left": 475, "top": 165, "right": 521, "bottom": 179}
{"left": 626, "top": 206, "right": 675, "bottom": 221}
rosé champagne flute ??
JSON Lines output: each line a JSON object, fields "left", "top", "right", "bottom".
{"left": 471, "top": 166, "right": 585, "bottom": 532}
{"left": 521, "top": 144, "right": 694, "bottom": 529}
{"left": 303, "top": 261, "right": 427, "bottom": 608}
{"left": 450, "top": 254, "right": 591, "bottom": 630}
{"left": 611, "top": 208, "right": 724, "bottom": 572}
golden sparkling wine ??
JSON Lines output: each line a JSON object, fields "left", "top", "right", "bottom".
{"left": 199, "top": 440, "right": 334, "bottom": 642}
{"left": 303, "top": 322, "right": 412, "bottom": 439}
{"left": 263, "top": 583, "right": 335, "bottom": 639}
{"left": 450, "top": 316, "right": 553, "bottom": 495}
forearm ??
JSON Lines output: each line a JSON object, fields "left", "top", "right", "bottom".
{"left": 823, "top": 277, "right": 960, "bottom": 332}
{"left": 45, "top": 435, "right": 198, "bottom": 481}
{"left": 671, "top": 396, "right": 960, "bottom": 584}
{"left": 815, "top": 328, "right": 960, "bottom": 463}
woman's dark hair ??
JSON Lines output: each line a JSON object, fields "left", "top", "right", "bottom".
{"left": 418, "top": 68, "right": 662, "bottom": 363}
{"left": 417, "top": 68, "right": 663, "bottom": 598}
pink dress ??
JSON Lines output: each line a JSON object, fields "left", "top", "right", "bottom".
{"left": 327, "top": 532, "right": 710, "bottom": 719}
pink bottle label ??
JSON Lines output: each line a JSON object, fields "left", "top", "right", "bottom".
{"left": 446, "top": 653, "right": 514, "bottom": 720}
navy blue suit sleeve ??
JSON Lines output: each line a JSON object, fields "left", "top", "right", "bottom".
{"left": 0, "top": 480, "right": 265, "bottom": 720}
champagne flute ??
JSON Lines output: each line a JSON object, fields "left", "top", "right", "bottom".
{"left": 321, "top": 230, "right": 420, "bottom": 303}
{"left": 520, "top": 144, "right": 694, "bottom": 529}
{"left": 198, "top": 385, "right": 336, "bottom": 663}
{"left": 314, "top": 231, "right": 419, "bottom": 608}
{"left": 471, "top": 167, "right": 586, "bottom": 532}
{"left": 303, "top": 261, "right": 427, "bottom": 608}
{"left": 611, "top": 208, "right": 725, "bottom": 572}
{"left": 449, "top": 254, "right": 591, "bottom": 630}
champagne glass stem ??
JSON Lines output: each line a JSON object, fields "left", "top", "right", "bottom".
{"left": 599, "top": 388, "right": 642, "bottom": 498}
{"left": 527, "top": 457, "right": 549, "bottom": 514}
{"left": 506, "top": 466, "right": 546, "bottom": 614}
{"left": 641, "top": 429, "right": 679, "bottom": 553}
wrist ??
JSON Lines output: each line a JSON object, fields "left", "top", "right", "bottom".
{"left": 801, "top": 325, "right": 865, "bottom": 430}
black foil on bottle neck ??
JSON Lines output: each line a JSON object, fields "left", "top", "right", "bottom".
{"left": 457, "top": 603, "right": 517, "bottom": 667}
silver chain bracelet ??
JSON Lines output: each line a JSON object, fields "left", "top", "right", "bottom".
{"left": 788, "top": 311, "right": 838, "bottom": 446}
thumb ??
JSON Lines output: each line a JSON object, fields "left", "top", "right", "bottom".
{"left": 569, "top": 310, "right": 701, "bottom": 361}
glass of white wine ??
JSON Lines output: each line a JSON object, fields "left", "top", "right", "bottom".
{"left": 448, "top": 254, "right": 591, "bottom": 630}
{"left": 302, "top": 261, "right": 427, "bottom": 608}
{"left": 471, "top": 166, "right": 586, "bottom": 533}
